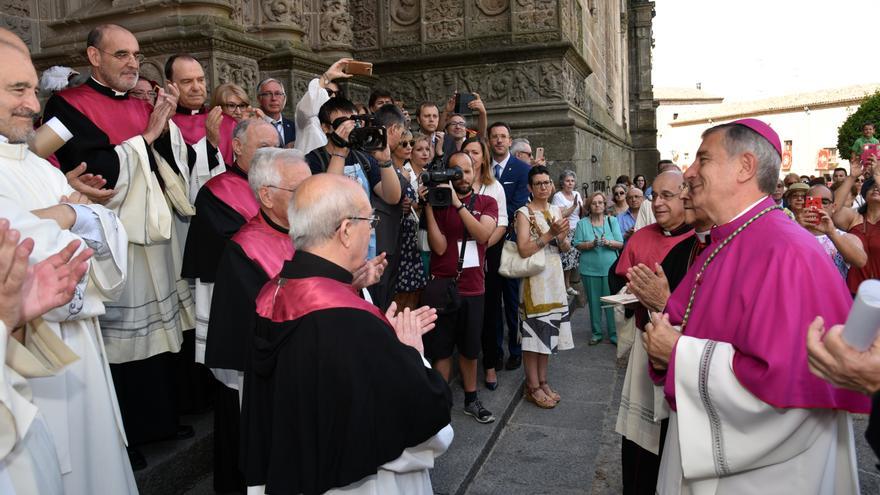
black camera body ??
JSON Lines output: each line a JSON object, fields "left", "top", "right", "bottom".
{"left": 420, "top": 161, "right": 463, "bottom": 208}
{"left": 331, "top": 115, "right": 387, "bottom": 152}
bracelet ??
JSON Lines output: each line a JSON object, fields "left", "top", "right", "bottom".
{"left": 331, "top": 152, "right": 346, "bottom": 159}
{"left": 536, "top": 238, "right": 546, "bottom": 249}
{"left": 379, "top": 160, "right": 393, "bottom": 168}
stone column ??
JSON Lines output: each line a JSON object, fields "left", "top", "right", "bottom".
{"left": 627, "top": 0, "right": 659, "bottom": 177}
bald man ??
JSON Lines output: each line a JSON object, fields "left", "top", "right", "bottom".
{"left": 797, "top": 184, "right": 866, "bottom": 279}
{"left": 240, "top": 173, "right": 452, "bottom": 494}
{"left": 613, "top": 171, "right": 693, "bottom": 495}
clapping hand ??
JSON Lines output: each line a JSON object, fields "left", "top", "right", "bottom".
{"left": 206, "top": 106, "right": 223, "bottom": 147}
{"left": 549, "top": 217, "right": 568, "bottom": 238}
{"left": 626, "top": 263, "right": 670, "bottom": 313}
{"left": 352, "top": 252, "right": 387, "bottom": 290}
{"left": 65, "top": 162, "right": 115, "bottom": 204}
{"left": 384, "top": 302, "right": 438, "bottom": 354}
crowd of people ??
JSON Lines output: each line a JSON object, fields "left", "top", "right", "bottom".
{"left": 3, "top": 21, "right": 880, "bottom": 495}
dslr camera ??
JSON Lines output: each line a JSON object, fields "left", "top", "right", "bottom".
{"left": 419, "top": 159, "right": 463, "bottom": 208}
{"left": 331, "top": 115, "right": 387, "bottom": 152}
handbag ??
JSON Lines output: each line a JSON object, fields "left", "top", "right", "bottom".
{"left": 498, "top": 207, "right": 546, "bottom": 278}
{"left": 420, "top": 195, "right": 476, "bottom": 314}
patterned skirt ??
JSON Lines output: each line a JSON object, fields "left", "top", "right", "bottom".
{"left": 560, "top": 229, "right": 579, "bottom": 271}
{"left": 396, "top": 216, "right": 427, "bottom": 293}
{"left": 518, "top": 248, "right": 574, "bottom": 355}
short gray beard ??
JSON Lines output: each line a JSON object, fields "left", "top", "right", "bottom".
{"left": 4, "top": 127, "right": 34, "bottom": 144}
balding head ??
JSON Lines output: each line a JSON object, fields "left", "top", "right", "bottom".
{"left": 86, "top": 24, "right": 140, "bottom": 92}
{"left": 0, "top": 28, "right": 28, "bottom": 53}
{"left": 651, "top": 171, "right": 686, "bottom": 231}
{"left": 288, "top": 174, "right": 372, "bottom": 271}
{"left": 0, "top": 41, "right": 39, "bottom": 143}
{"left": 232, "top": 118, "right": 280, "bottom": 171}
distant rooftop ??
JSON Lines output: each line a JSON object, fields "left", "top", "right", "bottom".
{"left": 669, "top": 84, "right": 880, "bottom": 126}
{"left": 653, "top": 86, "right": 724, "bottom": 103}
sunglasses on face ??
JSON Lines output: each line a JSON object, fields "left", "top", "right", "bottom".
{"left": 400, "top": 140, "right": 416, "bottom": 148}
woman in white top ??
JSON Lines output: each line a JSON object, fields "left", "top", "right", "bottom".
{"left": 551, "top": 170, "right": 583, "bottom": 296}
{"left": 462, "top": 137, "right": 507, "bottom": 390}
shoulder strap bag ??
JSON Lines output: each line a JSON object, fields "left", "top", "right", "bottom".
{"left": 498, "top": 206, "right": 546, "bottom": 278}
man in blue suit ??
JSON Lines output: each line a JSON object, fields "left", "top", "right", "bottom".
{"left": 257, "top": 78, "right": 296, "bottom": 147}
{"left": 483, "top": 122, "right": 531, "bottom": 375}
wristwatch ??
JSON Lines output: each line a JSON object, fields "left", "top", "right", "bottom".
{"left": 456, "top": 203, "right": 466, "bottom": 212}
{"left": 379, "top": 160, "right": 393, "bottom": 168}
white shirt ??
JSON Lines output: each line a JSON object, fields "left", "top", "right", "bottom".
{"left": 491, "top": 153, "right": 511, "bottom": 179}
{"left": 478, "top": 181, "right": 509, "bottom": 227}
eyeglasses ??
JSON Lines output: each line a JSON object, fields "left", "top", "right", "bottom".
{"left": 223, "top": 102, "right": 249, "bottom": 111}
{"left": 96, "top": 48, "right": 145, "bottom": 64}
{"left": 129, "top": 90, "right": 156, "bottom": 99}
{"left": 448, "top": 121, "right": 466, "bottom": 128}
{"left": 531, "top": 180, "right": 552, "bottom": 188}
{"left": 655, "top": 189, "right": 683, "bottom": 201}
{"left": 258, "top": 91, "right": 286, "bottom": 99}
{"left": 266, "top": 185, "right": 296, "bottom": 193}
{"left": 400, "top": 140, "right": 415, "bottom": 148}
{"left": 343, "top": 215, "right": 380, "bottom": 229}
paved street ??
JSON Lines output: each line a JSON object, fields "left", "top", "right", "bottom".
{"left": 180, "top": 300, "right": 880, "bottom": 494}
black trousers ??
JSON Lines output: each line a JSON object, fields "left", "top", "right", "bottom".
{"left": 621, "top": 418, "right": 669, "bottom": 495}
{"left": 176, "top": 329, "right": 215, "bottom": 414}
{"left": 213, "top": 379, "right": 245, "bottom": 493}
{"left": 110, "top": 351, "right": 179, "bottom": 446}
{"left": 481, "top": 243, "right": 503, "bottom": 370}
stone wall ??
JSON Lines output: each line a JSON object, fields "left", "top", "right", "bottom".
{"left": 7, "top": 0, "right": 656, "bottom": 192}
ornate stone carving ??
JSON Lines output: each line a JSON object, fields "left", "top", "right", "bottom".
{"left": 390, "top": 0, "right": 420, "bottom": 26}
{"left": 232, "top": 0, "right": 255, "bottom": 25}
{"left": 262, "top": 0, "right": 305, "bottom": 27}
{"left": 475, "top": 0, "right": 507, "bottom": 15}
{"left": 0, "top": 0, "right": 33, "bottom": 48}
{"left": 319, "top": 0, "right": 353, "bottom": 46}
{"left": 425, "top": 0, "right": 463, "bottom": 41}
{"left": 217, "top": 58, "right": 260, "bottom": 95}
{"left": 351, "top": 0, "right": 379, "bottom": 49}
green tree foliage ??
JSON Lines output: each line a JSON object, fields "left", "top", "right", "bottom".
{"left": 838, "top": 90, "right": 880, "bottom": 160}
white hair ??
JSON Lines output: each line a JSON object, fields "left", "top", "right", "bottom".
{"left": 288, "top": 181, "right": 364, "bottom": 251}
{"left": 510, "top": 138, "right": 531, "bottom": 155}
{"left": 247, "top": 148, "right": 308, "bottom": 198}
{"left": 703, "top": 124, "right": 781, "bottom": 194}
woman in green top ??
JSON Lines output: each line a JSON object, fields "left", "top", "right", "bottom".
{"left": 573, "top": 192, "right": 624, "bottom": 345}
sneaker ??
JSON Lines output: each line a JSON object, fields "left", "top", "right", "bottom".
{"left": 464, "top": 399, "right": 495, "bottom": 424}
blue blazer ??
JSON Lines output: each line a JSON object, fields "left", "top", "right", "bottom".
{"left": 497, "top": 155, "right": 531, "bottom": 218}
{"left": 280, "top": 116, "right": 296, "bottom": 147}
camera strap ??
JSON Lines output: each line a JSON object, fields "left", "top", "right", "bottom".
{"left": 455, "top": 193, "right": 478, "bottom": 281}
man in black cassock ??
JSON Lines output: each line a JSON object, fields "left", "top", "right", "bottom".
{"left": 614, "top": 191, "right": 711, "bottom": 494}
{"left": 41, "top": 23, "right": 195, "bottom": 468}
{"left": 240, "top": 173, "right": 452, "bottom": 495}
{"left": 182, "top": 119, "right": 277, "bottom": 376}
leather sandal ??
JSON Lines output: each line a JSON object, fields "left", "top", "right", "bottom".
{"left": 540, "top": 381, "right": 561, "bottom": 402}
{"left": 525, "top": 385, "right": 557, "bottom": 409}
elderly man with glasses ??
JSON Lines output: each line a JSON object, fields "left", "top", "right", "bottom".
{"left": 618, "top": 187, "right": 644, "bottom": 242}
{"left": 257, "top": 77, "right": 296, "bottom": 147}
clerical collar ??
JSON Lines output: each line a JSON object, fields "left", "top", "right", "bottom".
{"left": 661, "top": 223, "right": 693, "bottom": 237}
{"left": 260, "top": 210, "right": 288, "bottom": 235}
{"left": 176, "top": 105, "right": 204, "bottom": 116}
{"left": 87, "top": 77, "right": 128, "bottom": 99}
{"left": 695, "top": 230, "right": 711, "bottom": 243}
{"left": 0, "top": 134, "right": 7, "bottom": 144}
{"left": 279, "top": 251, "right": 353, "bottom": 284}
{"left": 228, "top": 163, "right": 247, "bottom": 179}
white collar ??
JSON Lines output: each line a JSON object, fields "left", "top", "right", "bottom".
{"left": 90, "top": 77, "right": 127, "bottom": 97}
{"left": 695, "top": 230, "right": 711, "bottom": 243}
{"left": 492, "top": 153, "right": 511, "bottom": 168}
{"left": 0, "top": 134, "right": 7, "bottom": 144}
{"left": 730, "top": 196, "right": 770, "bottom": 223}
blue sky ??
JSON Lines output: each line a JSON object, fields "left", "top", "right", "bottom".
{"left": 651, "top": 0, "right": 880, "bottom": 101}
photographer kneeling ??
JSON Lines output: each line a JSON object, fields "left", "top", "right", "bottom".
{"left": 423, "top": 152, "right": 498, "bottom": 423}
{"left": 304, "top": 97, "right": 402, "bottom": 267}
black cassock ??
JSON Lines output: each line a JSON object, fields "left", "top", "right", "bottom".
{"left": 240, "top": 251, "right": 452, "bottom": 494}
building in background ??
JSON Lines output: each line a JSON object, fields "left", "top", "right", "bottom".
{"left": 7, "top": 0, "right": 660, "bottom": 188}
{"left": 655, "top": 84, "right": 880, "bottom": 177}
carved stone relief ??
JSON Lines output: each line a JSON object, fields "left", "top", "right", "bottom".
{"left": 390, "top": 0, "right": 420, "bottom": 26}
{"left": 232, "top": 0, "right": 255, "bottom": 26}
{"left": 475, "top": 0, "right": 507, "bottom": 16}
{"left": 425, "top": 0, "right": 463, "bottom": 41}
{"left": 351, "top": 0, "right": 379, "bottom": 49}
{"left": 319, "top": 0, "right": 353, "bottom": 46}
{"left": 217, "top": 58, "right": 260, "bottom": 95}
{"left": 261, "top": 0, "right": 305, "bottom": 29}
{"left": 1, "top": 0, "right": 33, "bottom": 49}
{"left": 381, "top": 60, "right": 567, "bottom": 109}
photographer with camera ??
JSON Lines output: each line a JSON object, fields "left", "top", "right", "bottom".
{"left": 304, "top": 98, "right": 402, "bottom": 266}
{"left": 423, "top": 152, "right": 498, "bottom": 424}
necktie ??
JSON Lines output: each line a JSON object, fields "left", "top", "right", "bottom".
{"left": 274, "top": 120, "right": 284, "bottom": 143}
{"left": 494, "top": 164, "right": 502, "bottom": 180}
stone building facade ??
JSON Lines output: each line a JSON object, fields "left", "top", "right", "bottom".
{"left": 6, "top": 0, "right": 657, "bottom": 190}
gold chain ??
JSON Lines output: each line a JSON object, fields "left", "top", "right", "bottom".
{"left": 680, "top": 205, "right": 782, "bottom": 332}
